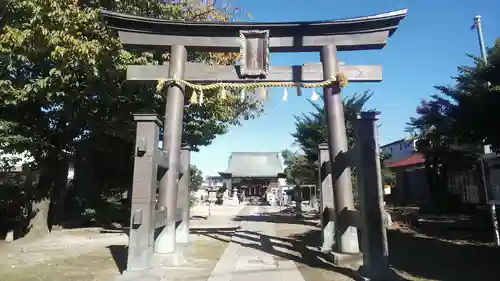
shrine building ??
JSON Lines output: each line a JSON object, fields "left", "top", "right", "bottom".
{"left": 219, "top": 152, "right": 285, "bottom": 202}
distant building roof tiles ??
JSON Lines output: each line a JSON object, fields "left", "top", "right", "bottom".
{"left": 387, "top": 152, "right": 425, "bottom": 168}
{"left": 219, "top": 152, "right": 284, "bottom": 178}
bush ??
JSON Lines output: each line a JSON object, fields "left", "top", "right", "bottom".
{"left": 81, "top": 208, "right": 97, "bottom": 224}
{"left": 189, "top": 192, "right": 198, "bottom": 207}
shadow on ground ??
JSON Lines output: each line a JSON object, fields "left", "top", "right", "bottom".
{"left": 201, "top": 210, "right": 500, "bottom": 281}
{"left": 412, "top": 213, "right": 494, "bottom": 244}
{"left": 107, "top": 226, "right": 241, "bottom": 275}
{"left": 389, "top": 206, "right": 494, "bottom": 244}
{"left": 106, "top": 208, "right": 500, "bottom": 281}
{"left": 232, "top": 207, "right": 319, "bottom": 227}
{"left": 108, "top": 245, "right": 128, "bottom": 274}
{"left": 232, "top": 214, "right": 319, "bottom": 227}
{"left": 191, "top": 215, "right": 208, "bottom": 220}
{"left": 388, "top": 228, "right": 500, "bottom": 280}
{"left": 193, "top": 215, "right": 379, "bottom": 281}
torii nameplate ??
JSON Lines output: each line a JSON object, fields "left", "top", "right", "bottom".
{"left": 239, "top": 30, "right": 270, "bottom": 78}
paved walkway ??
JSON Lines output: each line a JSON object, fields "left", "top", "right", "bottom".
{"left": 191, "top": 201, "right": 245, "bottom": 220}
{"left": 207, "top": 205, "right": 306, "bottom": 281}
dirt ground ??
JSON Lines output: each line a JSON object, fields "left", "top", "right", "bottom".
{"left": 388, "top": 227, "right": 500, "bottom": 281}
{"left": 269, "top": 211, "right": 360, "bottom": 281}
{"left": 0, "top": 229, "right": 125, "bottom": 281}
{"left": 0, "top": 228, "right": 232, "bottom": 281}
{"left": 271, "top": 209, "right": 500, "bottom": 281}
{"left": 2, "top": 206, "right": 500, "bottom": 281}
{"left": 0, "top": 203, "right": 243, "bottom": 281}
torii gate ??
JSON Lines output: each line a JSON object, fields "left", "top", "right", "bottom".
{"left": 101, "top": 7, "right": 407, "bottom": 279}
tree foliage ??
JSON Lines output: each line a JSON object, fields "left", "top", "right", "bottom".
{"left": 0, "top": 0, "right": 261, "bottom": 158}
{"left": 446, "top": 39, "right": 500, "bottom": 150}
{"left": 188, "top": 164, "right": 203, "bottom": 206}
{"left": 189, "top": 164, "right": 203, "bottom": 193}
{"left": 406, "top": 38, "right": 500, "bottom": 202}
{"left": 289, "top": 91, "right": 394, "bottom": 190}
{"left": 281, "top": 149, "right": 315, "bottom": 186}
{"left": 408, "top": 38, "right": 500, "bottom": 154}
{"left": 0, "top": 0, "right": 261, "bottom": 234}
{"left": 291, "top": 91, "right": 373, "bottom": 164}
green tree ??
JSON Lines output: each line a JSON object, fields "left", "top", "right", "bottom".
{"left": 445, "top": 39, "right": 500, "bottom": 150}
{"left": 281, "top": 149, "right": 315, "bottom": 214}
{"left": 281, "top": 149, "right": 316, "bottom": 186}
{"left": 292, "top": 91, "right": 373, "bottom": 163}
{"left": 0, "top": 0, "right": 261, "bottom": 237}
{"left": 189, "top": 164, "right": 203, "bottom": 206}
{"left": 406, "top": 39, "right": 500, "bottom": 204}
{"left": 407, "top": 97, "right": 480, "bottom": 201}
{"left": 189, "top": 165, "right": 203, "bottom": 193}
{"left": 289, "top": 91, "right": 395, "bottom": 207}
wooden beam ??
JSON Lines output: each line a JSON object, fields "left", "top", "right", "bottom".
{"left": 127, "top": 63, "right": 382, "bottom": 83}
{"left": 118, "top": 30, "right": 390, "bottom": 53}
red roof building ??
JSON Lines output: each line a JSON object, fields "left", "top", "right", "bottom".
{"left": 386, "top": 152, "right": 425, "bottom": 168}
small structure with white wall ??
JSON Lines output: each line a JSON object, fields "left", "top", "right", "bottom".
{"left": 381, "top": 136, "right": 418, "bottom": 164}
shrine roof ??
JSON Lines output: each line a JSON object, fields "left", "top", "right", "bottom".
{"left": 100, "top": 9, "right": 407, "bottom": 52}
{"left": 219, "top": 152, "right": 284, "bottom": 178}
{"left": 100, "top": 9, "right": 407, "bottom": 35}
{"left": 387, "top": 153, "right": 425, "bottom": 168}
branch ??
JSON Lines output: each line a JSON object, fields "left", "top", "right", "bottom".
{"left": 186, "top": 0, "right": 220, "bottom": 21}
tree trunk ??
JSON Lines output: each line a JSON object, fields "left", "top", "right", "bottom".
{"left": 294, "top": 185, "right": 302, "bottom": 216}
{"left": 24, "top": 197, "right": 51, "bottom": 239}
{"left": 50, "top": 157, "right": 69, "bottom": 225}
{"left": 74, "top": 142, "right": 98, "bottom": 209}
{"left": 424, "top": 156, "right": 436, "bottom": 195}
{"left": 439, "top": 165, "right": 449, "bottom": 196}
{"left": 23, "top": 154, "right": 68, "bottom": 239}
{"left": 23, "top": 166, "right": 52, "bottom": 239}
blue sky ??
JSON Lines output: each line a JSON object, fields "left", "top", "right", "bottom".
{"left": 191, "top": 0, "right": 500, "bottom": 177}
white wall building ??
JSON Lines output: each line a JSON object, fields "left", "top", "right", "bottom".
{"left": 0, "top": 150, "right": 74, "bottom": 180}
{"left": 0, "top": 151, "right": 34, "bottom": 172}
{"left": 192, "top": 176, "right": 225, "bottom": 203}
{"left": 381, "top": 137, "right": 418, "bottom": 164}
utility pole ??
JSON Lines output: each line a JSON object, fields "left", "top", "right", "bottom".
{"left": 474, "top": 16, "right": 488, "bottom": 65}
{"left": 473, "top": 15, "right": 500, "bottom": 246}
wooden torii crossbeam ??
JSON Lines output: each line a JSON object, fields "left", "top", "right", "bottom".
{"left": 126, "top": 63, "right": 382, "bottom": 83}
{"left": 100, "top": 8, "right": 407, "bottom": 277}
